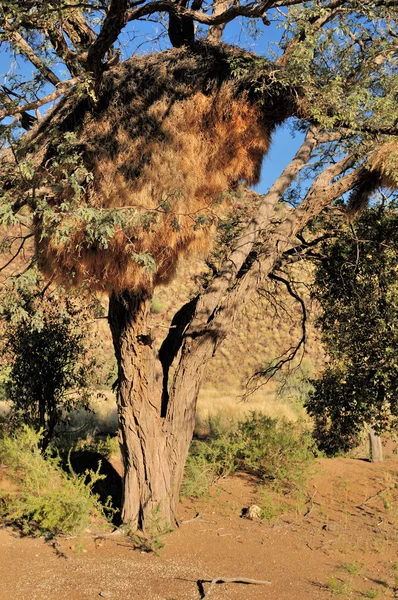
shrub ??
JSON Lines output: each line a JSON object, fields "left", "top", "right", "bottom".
{"left": 0, "top": 427, "right": 111, "bottom": 537}
{"left": 182, "top": 412, "right": 317, "bottom": 498}
{"left": 0, "top": 269, "right": 99, "bottom": 449}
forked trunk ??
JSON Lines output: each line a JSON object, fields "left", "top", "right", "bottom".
{"left": 108, "top": 291, "right": 203, "bottom": 531}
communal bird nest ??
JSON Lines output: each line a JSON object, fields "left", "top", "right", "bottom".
{"left": 33, "top": 43, "right": 297, "bottom": 294}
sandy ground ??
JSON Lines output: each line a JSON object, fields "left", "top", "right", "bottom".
{"left": 1, "top": 457, "right": 398, "bottom": 600}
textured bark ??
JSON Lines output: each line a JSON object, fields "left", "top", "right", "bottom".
{"left": 108, "top": 291, "right": 166, "bottom": 527}
{"left": 108, "top": 291, "right": 205, "bottom": 530}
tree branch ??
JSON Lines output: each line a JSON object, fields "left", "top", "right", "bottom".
{"left": 46, "top": 26, "right": 83, "bottom": 77}
{"left": 243, "top": 270, "right": 307, "bottom": 396}
{"left": 4, "top": 26, "right": 61, "bottom": 87}
{"left": 127, "top": 0, "right": 272, "bottom": 27}
{"left": 185, "top": 125, "right": 321, "bottom": 334}
{"left": 0, "top": 78, "right": 81, "bottom": 120}
{"left": 86, "top": 0, "right": 129, "bottom": 78}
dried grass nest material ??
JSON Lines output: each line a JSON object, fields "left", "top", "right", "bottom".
{"left": 35, "top": 42, "right": 297, "bottom": 294}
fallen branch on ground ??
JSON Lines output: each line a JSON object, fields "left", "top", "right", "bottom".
{"left": 197, "top": 576, "right": 271, "bottom": 599}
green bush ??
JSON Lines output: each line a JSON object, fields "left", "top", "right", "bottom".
{"left": 0, "top": 269, "right": 99, "bottom": 449}
{"left": 182, "top": 412, "right": 317, "bottom": 498}
{"left": 0, "top": 427, "right": 110, "bottom": 537}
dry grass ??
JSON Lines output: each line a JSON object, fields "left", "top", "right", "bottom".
{"left": 370, "top": 141, "right": 398, "bottom": 188}
{"left": 196, "top": 385, "right": 306, "bottom": 436}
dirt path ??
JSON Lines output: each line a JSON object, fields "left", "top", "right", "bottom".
{"left": 1, "top": 457, "right": 398, "bottom": 600}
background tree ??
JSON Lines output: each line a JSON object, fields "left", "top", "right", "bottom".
{"left": 306, "top": 202, "right": 398, "bottom": 456}
{"left": 0, "top": 1, "right": 397, "bottom": 530}
{"left": 0, "top": 269, "right": 98, "bottom": 450}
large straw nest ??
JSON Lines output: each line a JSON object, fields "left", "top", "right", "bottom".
{"left": 369, "top": 141, "right": 398, "bottom": 189}
{"left": 34, "top": 43, "right": 297, "bottom": 294}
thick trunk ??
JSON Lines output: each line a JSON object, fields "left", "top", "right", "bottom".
{"left": 108, "top": 291, "right": 203, "bottom": 531}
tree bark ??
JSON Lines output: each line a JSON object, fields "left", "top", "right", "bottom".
{"left": 108, "top": 290, "right": 204, "bottom": 531}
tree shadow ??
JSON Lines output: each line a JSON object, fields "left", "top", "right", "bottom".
{"left": 66, "top": 450, "right": 123, "bottom": 526}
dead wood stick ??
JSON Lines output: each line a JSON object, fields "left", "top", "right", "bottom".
{"left": 180, "top": 512, "right": 201, "bottom": 524}
{"left": 198, "top": 576, "right": 271, "bottom": 599}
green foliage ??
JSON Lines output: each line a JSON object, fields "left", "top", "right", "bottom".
{"left": 127, "top": 503, "right": 173, "bottom": 554}
{"left": 0, "top": 427, "right": 109, "bottom": 537}
{"left": 327, "top": 576, "right": 351, "bottom": 596}
{"left": 0, "top": 269, "right": 98, "bottom": 448}
{"left": 182, "top": 413, "right": 317, "bottom": 498}
{"left": 306, "top": 205, "right": 398, "bottom": 455}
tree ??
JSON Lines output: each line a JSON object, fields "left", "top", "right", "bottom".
{"left": 0, "top": 1, "right": 397, "bottom": 530}
{"left": 306, "top": 203, "right": 398, "bottom": 455}
{"left": 0, "top": 269, "right": 98, "bottom": 450}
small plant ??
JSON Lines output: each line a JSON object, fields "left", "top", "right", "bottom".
{"left": 363, "top": 589, "right": 381, "bottom": 599}
{"left": 258, "top": 489, "right": 288, "bottom": 521}
{"left": 341, "top": 560, "right": 363, "bottom": 576}
{"left": 0, "top": 427, "right": 111, "bottom": 537}
{"left": 127, "top": 503, "right": 173, "bottom": 554}
{"left": 327, "top": 576, "right": 351, "bottom": 596}
{"left": 180, "top": 453, "right": 218, "bottom": 498}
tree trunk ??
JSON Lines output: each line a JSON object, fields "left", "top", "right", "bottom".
{"left": 108, "top": 290, "right": 204, "bottom": 532}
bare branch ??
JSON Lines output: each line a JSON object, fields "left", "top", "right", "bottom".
{"left": 243, "top": 270, "right": 307, "bottom": 395}
{"left": 0, "top": 233, "right": 34, "bottom": 273}
{"left": 199, "top": 576, "right": 271, "bottom": 599}
{"left": 127, "top": 0, "right": 272, "bottom": 27}
{"left": 0, "top": 78, "right": 81, "bottom": 120}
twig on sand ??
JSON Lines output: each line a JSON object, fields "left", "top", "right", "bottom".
{"left": 197, "top": 576, "right": 271, "bottom": 599}
{"left": 180, "top": 512, "right": 201, "bottom": 525}
{"left": 303, "top": 490, "right": 318, "bottom": 517}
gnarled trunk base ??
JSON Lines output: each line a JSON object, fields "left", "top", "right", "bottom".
{"left": 108, "top": 290, "right": 200, "bottom": 531}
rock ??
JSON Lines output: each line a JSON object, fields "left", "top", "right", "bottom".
{"left": 243, "top": 505, "right": 262, "bottom": 521}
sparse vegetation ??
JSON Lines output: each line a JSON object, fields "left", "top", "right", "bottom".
{"left": 341, "top": 561, "right": 363, "bottom": 576}
{"left": 327, "top": 576, "right": 351, "bottom": 596}
{"left": 182, "top": 413, "right": 317, "bottom": 499}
